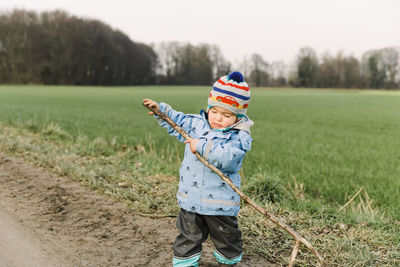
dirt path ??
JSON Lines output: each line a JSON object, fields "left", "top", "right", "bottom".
{"left": 0, "top": 208, "right": 61, "bottom": 267}
{"left": 0, "top": 152, "right": 273, "bottom": 266}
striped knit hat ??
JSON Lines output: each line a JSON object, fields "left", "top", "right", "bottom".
{"left": 208, "top": 71, "right": 250, "bottom": 116}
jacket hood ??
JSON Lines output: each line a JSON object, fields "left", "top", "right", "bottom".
{"left": 232, "top": 115, "right": 254, "bottom": 134}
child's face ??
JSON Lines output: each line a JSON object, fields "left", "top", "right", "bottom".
{"left": 208, "top": 106, "right": 238, "bottom": 129}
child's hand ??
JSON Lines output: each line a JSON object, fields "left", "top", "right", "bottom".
{"left": 143, "top": 99, "right": 159, "bottom": 115}
{"left": 184, "top": 139, "right": 199, "bottom": 154}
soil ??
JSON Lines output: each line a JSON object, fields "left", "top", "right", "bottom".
{"left": 0, "top": 152, "right": 275, "bottom": 267}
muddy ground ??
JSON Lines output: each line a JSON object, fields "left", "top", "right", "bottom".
{"left": 0, "top": 152, "right": 274, "bottom": 267}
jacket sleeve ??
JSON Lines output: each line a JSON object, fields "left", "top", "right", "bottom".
{"left": 196, "top": 131, "right": 252, "bottom": 173}
{"left": 154, "top": 102, "right": 194, "bottom": 143}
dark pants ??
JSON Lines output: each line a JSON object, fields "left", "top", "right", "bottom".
{"left": 173, "top": 208, "right": 242, "bottom": 260}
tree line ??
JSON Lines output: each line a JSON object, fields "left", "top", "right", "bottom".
{"left": 1, "top": 9, "right": 399, "bottom": 89}
{"left": 0, "top": 9, "right": 156, "bottom": 85}
{"left": 288, "top": 47, "right": 400, "bottom": 89}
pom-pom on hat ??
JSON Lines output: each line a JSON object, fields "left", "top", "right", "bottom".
{"left": 208, "top": 71, "right": 250, "bottom": 116}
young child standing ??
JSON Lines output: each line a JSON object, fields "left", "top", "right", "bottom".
{"left": 143, "top": 71, "right": 253, "bottom": 267}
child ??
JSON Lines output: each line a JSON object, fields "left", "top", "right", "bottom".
{"left": 143, "top": 71, "right": 253, "bottom": 267}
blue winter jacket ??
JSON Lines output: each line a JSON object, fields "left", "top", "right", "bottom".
{"left": 155, "top": 102, "right": 253, "bottom": 216}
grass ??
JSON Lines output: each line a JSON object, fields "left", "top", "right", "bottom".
{"left": 0, "top": 85, "right": 399, "bottom": 266}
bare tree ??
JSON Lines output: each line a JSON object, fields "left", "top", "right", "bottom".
{"left": 248, "top": 53, "right": 269, "bottom": 87}
{"left": 343, "top": 55, "right": 362, "bottom": 88}
{"left": 294, "top": 47, "right": 319, "bottom": 87}
{"left": 208, "top": 44, "right": 231, "bottom": 80}
{"left": 269, "top": 60, "right": 288, "bottom": 87}
{"left": 380, "top": 47, "right": 399, "bottom": 88}
{"left": 154, "top": 42, "right": 180, "bottom": 84}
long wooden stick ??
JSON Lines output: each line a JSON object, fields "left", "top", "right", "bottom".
{"left": 144, "top": 104, "right": 324, "bottom": 266}
{"left": 289, "top": 240, "right": 301, "bottom": 267}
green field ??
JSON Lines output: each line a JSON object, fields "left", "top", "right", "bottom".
{"left": 0, "top": 85, "right": 399, "bottom": 265}
{"left": 1, "top": 85, "right": 399, "bottom": 215}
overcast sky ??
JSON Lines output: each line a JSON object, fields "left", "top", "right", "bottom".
{"left": 2, "top": 0, "right": 400, "bottom": 65}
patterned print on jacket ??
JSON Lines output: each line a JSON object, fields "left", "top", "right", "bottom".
{"left": 155, "top": 102, "right": 253, "bottom": 216}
